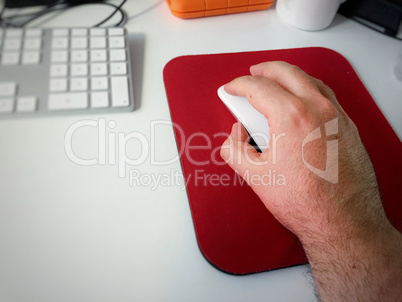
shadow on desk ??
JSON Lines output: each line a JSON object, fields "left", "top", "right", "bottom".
{"left": 128, "top": 33, "right": 146, "bottom": 111}
{"left": 328, "top": 14, "right": 350, "bottom": 30}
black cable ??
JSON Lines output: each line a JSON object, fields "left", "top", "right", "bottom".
{"left": 0, "top": 0, "right": 127, "bottom": 28}
{"left": 0, "top": 1, "right": 68, "bottom": 27}
{"left": 113, "top": 6, "right": 127, "bottom": 27}
{"left": 16, "top": 1, "right": 67, "bottom": 27}
{"left": 17, "top": 1, "right": 111, "bottom": 27}
{"left": 93, "top": 0, "right": 126, "bottom": 27}
{"left": 61, "top": 0, "right": 126, "bottom": 27}
{"left": 1, "top": 7, "right": 65, "bottom": 27}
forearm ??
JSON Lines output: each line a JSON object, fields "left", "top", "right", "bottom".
{"left": 220, "top": 61, "right": 402, "bottom": 301}
{"left": 301, "top": 219, "right": 402, "bottom": 302}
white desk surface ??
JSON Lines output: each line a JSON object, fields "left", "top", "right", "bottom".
{"left": 0, "top": 1, "right": 401, "bottom": 301}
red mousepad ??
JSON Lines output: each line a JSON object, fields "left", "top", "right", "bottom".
{"left": 163, "top": 47, "right": 402, "bottom": 275}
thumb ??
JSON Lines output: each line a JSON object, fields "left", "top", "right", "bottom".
{"left": 220, "top": 123, "right": 267, "bottom": 180}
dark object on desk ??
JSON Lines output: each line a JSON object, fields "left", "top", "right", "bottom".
{"left": 339, "top": 0, "right": 402, "bottom": 38}
{"left": 4, "top": 0, "right": 84, "bottom": 8}
{"left": 163, "top": 47, "right": 402, "bottom": 275}
{"left": 1, "top": 0, "right": 126, "bottom": 27}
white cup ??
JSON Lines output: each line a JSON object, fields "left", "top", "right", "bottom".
{"left": 276, "top": 0, "right": 343, "bottom": 31}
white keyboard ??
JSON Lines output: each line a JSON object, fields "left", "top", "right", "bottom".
{"left": 0, "top": 27, "right": 135, "bottom": 117}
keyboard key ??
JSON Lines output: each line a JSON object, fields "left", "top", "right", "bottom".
{"left": 71, "top": 37, "right": 88, "bottom": 49}
{"left": 25, "top": 29, "right": 42, "bottom": 37}
{"left": 1, "top": 52, "right": 20, "bottom": 65}
{"left": 91, "top": 77, "right": 108, "bottom": 90}
{"left": 90, "top": 50, "right": 107, "bottom": 62}
{"left": 49, "top": 79, "right": 68, "bottom": 92}
{"left": 51, "top": 51, "right": 68, "bottom": 63}
{"left": 52, "top": 38, "right": 69, "bottom": 49}
{"left": 91, "top": 91, "right": 109, "bottom": 108}
{"left": 5, "top": 29, "right": 23, "bottom": 38}
{"left": 109, "top": 49, "right": 126, "bottom": 61}
{"left": 4, "top": 39, "right": 22, "bottom": 50}
{"left": 70, "top": 78, "right": 88, "bottom": 91}
{"left": 50, "top": 64, "right": 68, "bottom": 77}
{"left": 0, "top": 82, "right": 17, "bottom": 96}
{"left": 109, "top": 37, "right": 125, "bottom": 48}
{"left": 52, "top": 29, "right": 69, "bottom": 36}
{"left": 24, "top": 38, "right": 41, "bottom": 50}
{"left": 71, "top": 29, "right": 87, "bottom": 36}
{"left": 48, "top": 93, "right": 88, "bottom": 111}
{"left": 110, "top": 63, "right": 127, "bottom": 75}
{"left": 90, "top": 28, "right": 106, "bottom": 36}
{"left": 111, "top": 77, "right": 129, "bottom": 107}
{"left": 0, "top": 98, "right": 14, "bottom": 113}
{"left": 108, "top": 28, "right": 124, "bottom": 36}
{"left": 17, "top": 96, "right": 37, "bottom": 112}
{"left": 71, "top": 64, "right": 88, "bottom": 76}
{"left": 0, "top": 27, "right": 132, "bottom": 117}
{"left": 71, "top": 50, "right": 88, "bottom": 62}
{"left": 90, "top": 63, "right": 107, "bottom": 76}
{"left": 22, "top": 52, "right": 41, "bottom": 64}
{"left": 90, "top": 37, "right": 106, "bottom": 49}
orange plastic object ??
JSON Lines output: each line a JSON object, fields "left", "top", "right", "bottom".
{"left": 166, "top": 0, "right": 274, "bottom": 19}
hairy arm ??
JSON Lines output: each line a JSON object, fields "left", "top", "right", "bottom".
{"left": 220, "top": 61, "right": 402, "bottom": 301}
{"left": 304, "top": 219, "right": 402, "bottom": 301}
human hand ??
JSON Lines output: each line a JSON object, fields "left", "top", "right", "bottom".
{"left": 220, "top": 61, "right": 402, "bottom": 301}
{"left": 220, "top": 61, "right": 384, "bottom": 240}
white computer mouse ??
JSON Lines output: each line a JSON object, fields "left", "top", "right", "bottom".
{"left": 217, "top": 85, "right": 270, "bottom": 152}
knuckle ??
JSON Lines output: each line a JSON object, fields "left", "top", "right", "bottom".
{"left": 317, "top": 97, "right": 338, "bottom": 118}
{"left": 324, "top": 85, "right": 336, "bottom": 98}
{"left": 251, "top": 76, "right": 271, "bottom": 97}
{"left": 319, "top": 81, "right": 338, "bottom": 101}
{"left": 299, "top": 80, "right": 317, "bottom": 94}
{"left": 291, "top": 66, "right": 319, "bottom": 92}
{"left": 286, "top": 98, "right": 310, "bottom": 125}
{"left": 315, "top": 79, "right": 324, "bottom": 86}
{"left": 290, "top": 65, "right": 304, "bottom": 78}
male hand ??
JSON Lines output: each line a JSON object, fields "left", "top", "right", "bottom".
{"left": 220, "top": 61, "right": 402, "bottom": 301}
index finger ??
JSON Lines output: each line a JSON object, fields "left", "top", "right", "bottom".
{"left": 224, "top": 75, "right": 299, "bottom": 126}
{"left": 250, "top": 61, "right": 322, "bottom": 100}
{"left": 251, "top": 61, "right": 345, "bottom": 112}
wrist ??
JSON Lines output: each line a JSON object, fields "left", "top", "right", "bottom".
{"left": 295, "top": 191, "right": 390, "bottom": 249}
{"left": 300, "top": 214, "right": 402, "bottom": 301}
